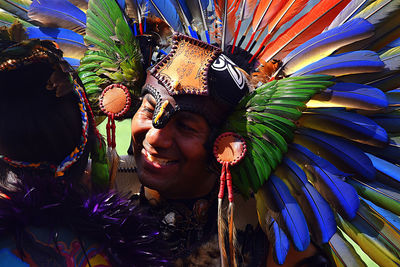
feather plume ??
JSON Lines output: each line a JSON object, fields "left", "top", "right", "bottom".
{"left": 249, "top": 0, "right": 309, "bottom": 61}
{"left": 298, "top": 108, "right": 388, "bottom": 147}
{"left": 0, "top": 8, "right": 33, "bottom": 27}
{"left": 327, "top": 0, "right": 371, "bottom": 30}
{"left": 328, "top": 231, "right": 368, "bottom": 266}
{"left": 289, "top": 144, "right": 360, "bottom": 220}
{"left": 260, "top": 0, "right": 352, "bottom": 62}
{"left": 148, "top": 0, "right": 184, "bottom": 31}
{"left": 336, "top": 213, "right": 400, "bottom": 266}
{"left": 0, "top": 0, "right": 31, "bottom": 22}
{"left": 291, "top": 50, "right": 384, "bottom": 77}
{"left": 366, "top": 153, "right": 400, "bottom": 184}
{"left": 295, "top": 128, "right": 376, "bottom": 180}
{"left": 26, "top": 27, "right": 87, "bottom": 59}
{"left": 282, "top": 18, "right": 374, "bottom": 76}
{"left": 28, "top": 0, "right": 86, "bottom": 34}
{"left": 67, "top": 0, "right": 89, "bottom": 10}
{"left": 347, "top": 178, "right": 400, "bottom": 216}
{"left": 275, "top": 158, "right": 336, "bottom": 244}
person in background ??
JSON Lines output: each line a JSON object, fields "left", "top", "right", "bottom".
{"left": 0, "top": 32, "right": 167, "bottom": 267}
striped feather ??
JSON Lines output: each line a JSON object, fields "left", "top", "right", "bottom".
{"left": 0, "top": 7, "right": 33, "bottom": 27}
{"left": 336, "top": 213, "right": 400, "bottom": 266}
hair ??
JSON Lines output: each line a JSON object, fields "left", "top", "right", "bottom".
{"left": 0, "top": 54, "right": 94, "bottom": 189}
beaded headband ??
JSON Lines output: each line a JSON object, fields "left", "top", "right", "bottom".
{"left": 0, "top": 81, "right": 89, "bottom": 177}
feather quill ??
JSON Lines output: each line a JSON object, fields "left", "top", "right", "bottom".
{"left": 260, "top": 0, "right": 351, "bottom": 62}
{"left": 326, "top": 0, "right": 371, "bottom": 30}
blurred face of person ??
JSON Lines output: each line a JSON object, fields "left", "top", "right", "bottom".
{"left": 131, "top": 94, "right": 216, "bottom": 199}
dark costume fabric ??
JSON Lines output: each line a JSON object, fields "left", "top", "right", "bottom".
{"left": 131, "top": 186, "right": 269, "bottom": 267}
{"left": 0, "top": 173, "right": 167, "bottom": 267}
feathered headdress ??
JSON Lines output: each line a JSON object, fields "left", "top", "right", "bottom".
{"left": 3, "top": 0, "right": 400, "bottom": 265}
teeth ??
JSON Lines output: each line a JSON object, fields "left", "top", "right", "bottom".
{"left": 145, "top": 150, "right": 174, "bottom": 166}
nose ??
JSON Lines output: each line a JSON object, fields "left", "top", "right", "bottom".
{"left": 145, "top": 124, "right": 174, "bottom": 149}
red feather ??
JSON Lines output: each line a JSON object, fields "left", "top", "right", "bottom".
{"left": 260, "top": 0, "right": 351, "bottom": 62}
{"left": 252, "top": 0, "right": 286, "bottom": 32}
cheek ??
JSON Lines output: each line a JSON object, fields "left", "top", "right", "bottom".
{"left": 131, "top": 114, "right": 151, "bottom": 149}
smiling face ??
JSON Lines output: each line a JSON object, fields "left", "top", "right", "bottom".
{"left": 131, "top": 94, "right": 216, "bottom": 199}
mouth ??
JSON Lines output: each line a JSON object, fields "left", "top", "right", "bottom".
{"left": 142, "top": 149, "right": 178, "bottom": 168}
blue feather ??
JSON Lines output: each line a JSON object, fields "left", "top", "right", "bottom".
{"left": 361, "top": 137, "right": 400, "bottom": 165}
{"left": 296, "top": 128, "right": 376, "bottom": 180}
{"left": 290, "top": 144, "right": 360, "bottom": 220}
{"left": 270, "top": 218, "right": 290, "bottom": 264}
{"left": 361, "top": 197, "right": 400, "bottom": 234}
{"left": 304, "top": 108, "right": 388, "bottom": 146}
{"left": 279, "top": 158, "right": 336, "bottom": 244}
{"left": 292, "top": 51, "right": 384, "bottom": 77}
{"left": 148, "top": 0, "right": 183, "bottom": 31}
{"left": 28, "top": 0, "right": 86, "bottom": 34}
{"left": 177, "top": 0, "right": 193, "bottom": 23}
{"left": 386, "top": 89, "right": 400, "bottom": 106}
{"left": 116, "top": 0, "right": 126, "bottom": 9}
{"left": 64, "top": 57, "right": 81, "bottom": 69}
{"left": 283, "top": 18, "right": 374, "bottom": 75}
{"left": 366, "top": 153, "right": 400, "bottom": 185}
{"left": 379, "top": 37, "right": 400, "bottom": 54}
{"left": 27, "top": 27, "right": 86, "bottom": 59}
{"left": 327, "top": 83, "right": 388, "bottom": 110}
{"left": 267, "top": 175, "right": 310, "bottom": 251}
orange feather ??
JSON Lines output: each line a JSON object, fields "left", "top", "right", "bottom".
{"left": 260, "top": 0, "right": 351, "bottom": 62}
{"left": 252, "top": 0, "right": 286, "bottom": 32}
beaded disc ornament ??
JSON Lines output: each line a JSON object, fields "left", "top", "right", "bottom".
{"left": 213, "top": 132, "right": 246, "bottom": 266}
{"left": 99, "top": 84, "right": 131, "bottom": 148}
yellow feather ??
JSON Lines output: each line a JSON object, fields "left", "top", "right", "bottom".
{"left": 336, "top": 214, "right": 400, "bottom": 267}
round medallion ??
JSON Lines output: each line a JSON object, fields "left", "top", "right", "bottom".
{"left": 213, "top": 132, "right": 246, "bottom": 166}
{"left": 99, "top": 84, "right": 131, "bottom": 118}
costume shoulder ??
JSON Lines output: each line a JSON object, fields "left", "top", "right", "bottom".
{"left": 5, "top": 0, "right": 400, "bottom": 265}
